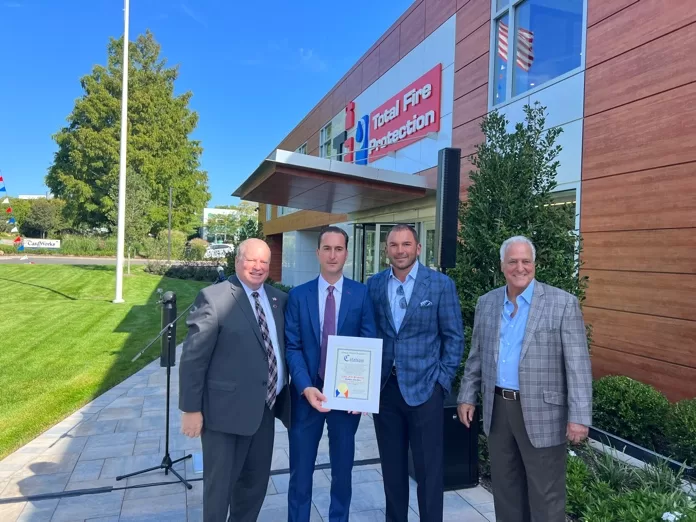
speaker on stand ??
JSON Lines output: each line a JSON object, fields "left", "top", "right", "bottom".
{"left": 434, "top": 147, "right": 462, "bottom": 275}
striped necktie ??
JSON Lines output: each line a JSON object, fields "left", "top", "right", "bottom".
{"left": 252, "top": 291, "right": 278, "bottom": 409}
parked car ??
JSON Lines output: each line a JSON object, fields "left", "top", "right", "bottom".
{"left": 204, "top": 243, "right": 234, "bottom": 259}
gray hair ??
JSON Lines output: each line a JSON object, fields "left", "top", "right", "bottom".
{"left": 500, "top": 236, "right": 536, "bottom": 262}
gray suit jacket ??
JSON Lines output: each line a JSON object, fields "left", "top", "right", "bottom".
{"left": 178, "top": 275, "right": 291, "bottom": 436}
{"left": 457, "top": 281, "right": 592, "bottom": 448}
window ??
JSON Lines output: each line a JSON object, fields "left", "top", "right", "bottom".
{"left": 492, "top": 0, "right": 584, "bottom": 105}
{"left": 319, "top": 122, "right": 332, "bottom": 158}
{"left": 266, "top": 205, "right": 272, "bottom": 221}
{"left": 296, "top": 142, "right": 307, "bottom": 155}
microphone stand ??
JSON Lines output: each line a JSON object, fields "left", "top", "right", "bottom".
{"left": 116, "top": 267, "right": 228, "bottom": 489}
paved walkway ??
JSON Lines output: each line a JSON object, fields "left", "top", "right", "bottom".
{"left": 0, "top": 347, "right": 495, "bottom": 521}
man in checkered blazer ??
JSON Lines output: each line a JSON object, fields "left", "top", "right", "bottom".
{"left": 457, "top": 235, "right": 592, "bottom": 522}
{"left": 367, "top": 224, "right": 464, "bottom": 522}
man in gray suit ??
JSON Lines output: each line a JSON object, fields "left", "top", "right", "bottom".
{"left": 457, "top": 235, "right": 592, "bottom": 522}
{"left": 179, "top": 238, "right": 291, "bottom": 522}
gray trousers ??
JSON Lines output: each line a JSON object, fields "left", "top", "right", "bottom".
{"left": 489, "top": 394, "right": 566, "bottom": 522}
{"left": 201, "top": 406, "right": 275, "bottom": 522}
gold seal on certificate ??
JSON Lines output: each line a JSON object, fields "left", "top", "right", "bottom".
{"left": 322, "top": 336, "right": 383, "bottom": 413}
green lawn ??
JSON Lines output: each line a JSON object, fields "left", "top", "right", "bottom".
{"left": 0, "top": 264, "right": 207, "bottom": 459}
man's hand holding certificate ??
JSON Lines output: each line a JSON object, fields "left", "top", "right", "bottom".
{"left": 321, "top": 335, "right": 383, "bottom": 414}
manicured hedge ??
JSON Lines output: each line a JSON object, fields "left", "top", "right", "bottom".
{"left": 593, "top": 376, "right": 696, "bottom": 468}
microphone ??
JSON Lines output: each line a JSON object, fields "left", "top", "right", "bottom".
{"left": 215, "top": 266, "right": 226, "bottom": 283}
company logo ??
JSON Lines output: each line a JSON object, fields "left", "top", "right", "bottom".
{"left": 344, "top": 63, "right": 442, "bottom": 165}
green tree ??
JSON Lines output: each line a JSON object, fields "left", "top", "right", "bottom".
{"left": 45, "top": 30, "right": 210, "bottom": 233}
{"left": 236, "top": 218, "right": 264, "bottom": 243}
{"left": 106, "top": 168, "right": 152, "bottom": 249}
{"left": 0, "top": 198, "right": 31, "bottom": 234}
{"left": 450, "top": 103, "right": 588, "bottom": 379}
{"left": 23, "top": 199, "right": 66, "bottom": 238}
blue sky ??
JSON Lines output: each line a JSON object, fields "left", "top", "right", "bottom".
{"left": 0, "top": 0, "right": 412, "bottom": 207}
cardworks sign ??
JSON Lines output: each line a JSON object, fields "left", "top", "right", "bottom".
{"left": 344, "top": 63, "right": 442, "bottom": 165}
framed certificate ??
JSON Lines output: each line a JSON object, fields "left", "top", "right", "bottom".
{"left": 321, "top": 335, "right": 383, "bottom": 414}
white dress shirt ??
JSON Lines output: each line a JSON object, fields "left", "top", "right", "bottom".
{"left": 239, "top": 280, "right": 285, "bottom": 396}
{"left": 318, "top": 275, "right": 343, "bottom": 336}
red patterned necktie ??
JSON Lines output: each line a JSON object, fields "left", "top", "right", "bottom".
{"left": 252, "top": 291, "right": 277, "bottom": 409}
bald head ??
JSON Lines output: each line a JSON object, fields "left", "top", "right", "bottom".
{"left": 235, "top": 238, "right": 271, "bottom": 290}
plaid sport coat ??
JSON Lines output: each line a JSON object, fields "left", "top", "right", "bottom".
{"left": 367, "top": 264, "right": 465, "bottom": 407}
{"left": 457, "top": 281, "right": 593, "bottom": 448}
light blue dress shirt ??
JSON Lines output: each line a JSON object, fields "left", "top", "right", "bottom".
{"left": 318, "top": 275, "right": 343, "bottom": 335}
{"left": 496, "top": 279, "right": 535, "bottom": 391}
{"left": 240, "top": 280, "right": 285, "bottom": 396}
{"left": 388, "top": 260, "right": 419, "bottom": 332}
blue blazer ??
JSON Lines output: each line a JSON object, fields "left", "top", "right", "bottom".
{"left": 285, "top": 276, "right": 377, "bottom": 398}
{"left": 367, "top": 264, "right": 465, "bottom": 407}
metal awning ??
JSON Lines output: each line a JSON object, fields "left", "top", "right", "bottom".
{"left": 232, "top": 150, "right": 434, "bottom": 214}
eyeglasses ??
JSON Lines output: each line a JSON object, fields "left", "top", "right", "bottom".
{"left": 396, "top": 285, "right": 407, "bottom": 309}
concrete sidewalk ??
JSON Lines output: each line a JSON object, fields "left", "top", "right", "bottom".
{"left": 0, "top": 347, "right": 495, "bottom": 521}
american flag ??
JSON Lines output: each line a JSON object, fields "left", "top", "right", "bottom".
{"left": 498, "top": 21, "right": 534, "bottom": 72}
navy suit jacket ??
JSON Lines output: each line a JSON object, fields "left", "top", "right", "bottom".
{"left": 285, "top": 276, "right": 377, "bottom": 402}
{"left": 367, "top": 264, "right": 465, "bottom": 407}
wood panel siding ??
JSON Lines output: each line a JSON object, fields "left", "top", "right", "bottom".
{"left": 455, "top": 53, "right": 488, "bottom": 99}
{"left": 401, "top": 2, "right": 426, "bottom": 58}
{"left": 585, "top": 24, "right": 696, "bottom": 116}
{"left": 586, "top": 0, "right": 696, "bottom": 68}
{"left": 581, "top": 163, "right": 696, "bottom": 232}
{"left": 583, "top": 269, "right": 695, "bottom": 322}
{"left": 584, "top": 307, "right": 696, "bottom": 370}
{"left": 456, "top": 0, "right": 489, "bottom": 42}
{"left": 583, "top": 1, "right": 696, "bottom": 398}
{"left": 263, "top": 210, "right": 348, "bottom": 237}
{"left": 455, "top": 22, "right": 489, "bottom": 71}
{"left": 590, "top": 345, "right": 696, "bottom": 402}
{"left": 583, "top": 83, "right": 696, "bottom": 179}
{"left": 426, "top": 0, "right": 457, "bottom": 36}
{"left": 267, "top": 233, "right": 283, "bottom": 283}
{"left": 581, "top": 229, "right": 696, "bottom": 274}
{"left": 587, "top": 0, "right": 638, "bottom": 28}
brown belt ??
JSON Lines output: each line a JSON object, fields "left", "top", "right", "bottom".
{"left": 495, "top": 386, "right": 520, "bottom": 401}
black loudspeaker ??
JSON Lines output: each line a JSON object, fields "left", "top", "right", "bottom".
{"left": 160, "top": 291, "right": 177, "bottom": 367}
{"left": 434, "top": 147, "right": 461, "bottom": 270}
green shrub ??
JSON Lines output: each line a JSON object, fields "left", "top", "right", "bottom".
{"left": 582, "top": 487, "right": 696, "bottom": 522}
{"left": 61, "top": 234, "right": 117, "bottom": 256}
{"left": 566, "top": 452, "right": 591, "bottom": 517}
{"left": 135, "top": 237, "right": 166, "bottom": 260}
{"left": 593, "top": 375, "right": 669, "bottom": 450}
{"left": 664, "top": 399, "right": 696, "bottom": 467}
{"left": 185, "top": 238, "right": 208, "bottom": 261}
{"left": 144, "top": 261, "right": 220, "bottom": 282}
{"left": 155, "top": 230, "right": 187, "bottom": 259}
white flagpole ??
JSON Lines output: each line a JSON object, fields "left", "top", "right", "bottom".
{"left": 114, "top": 0, "right": 130, "bottom": 304}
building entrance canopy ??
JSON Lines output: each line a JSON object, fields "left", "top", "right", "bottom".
{"left": 232, "top": 150, "right": 435, "bottom": 215}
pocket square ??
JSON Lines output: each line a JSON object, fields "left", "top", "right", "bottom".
{"left": 419, "top": 300, "right": 433, "bottom": 307}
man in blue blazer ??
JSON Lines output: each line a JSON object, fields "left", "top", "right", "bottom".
{"left": 285, "top": 226, "right": 377, "bottom": 522}
{"left": 367, "top": 224, "right": 464, "bottom": 522}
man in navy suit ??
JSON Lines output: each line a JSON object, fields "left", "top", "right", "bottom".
{"left": 367, "top": 224, "right": 464, "bottom": 522}
{"left": 285, "top": 226, "right": 377, "bottom": 522}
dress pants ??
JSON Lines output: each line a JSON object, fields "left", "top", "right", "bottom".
{"left": 489, "top": 393, "right": 567, "bottom": 522}
{"left": 201, "top": 406, "right": 275, "bottom": 522}
{"left": 288, "top": 390, "right": 361, "bottom": 522}
{"left": 374, "top": 372, "right": 445, "bottom": 522}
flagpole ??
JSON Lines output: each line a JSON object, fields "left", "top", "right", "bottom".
{"left": 114, "top": 0, "right": 130, "bottom": 304}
